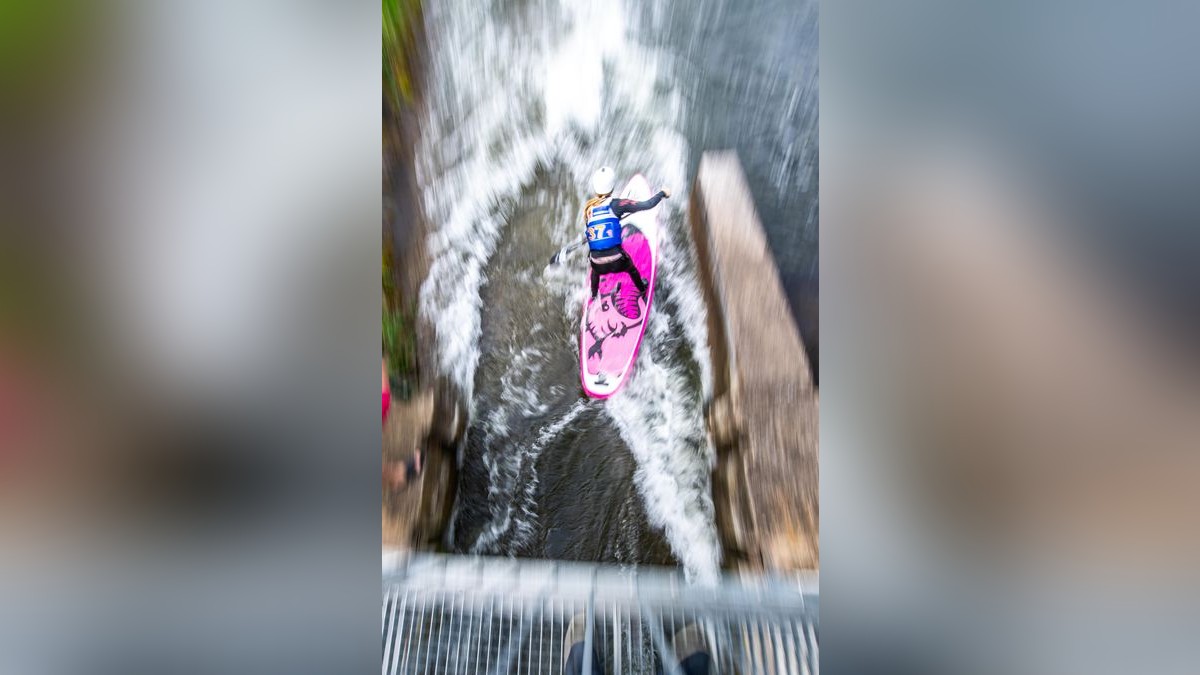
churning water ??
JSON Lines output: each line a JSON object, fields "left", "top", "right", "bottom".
{"left": 415, "top": 0, "right": 817, "bottom": 584}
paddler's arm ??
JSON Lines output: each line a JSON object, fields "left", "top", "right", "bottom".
{"left": 611, "top": 187, "right": 671, "bottom": 218}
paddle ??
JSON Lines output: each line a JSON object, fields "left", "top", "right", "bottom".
{"left": 548, "top": 240, "right": 584, "bottom": 266}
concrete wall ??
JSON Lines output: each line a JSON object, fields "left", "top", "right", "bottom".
{"left": 690, "top": 151, "right": 820, "bottom": 572}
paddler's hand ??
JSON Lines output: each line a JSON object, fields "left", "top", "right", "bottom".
{"left": 660, "top": 187, "right": 672, "bottom": 198}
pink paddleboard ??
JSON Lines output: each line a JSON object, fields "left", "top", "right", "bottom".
{"left": 580, "top": 174, "right": 661, "bottom": 398}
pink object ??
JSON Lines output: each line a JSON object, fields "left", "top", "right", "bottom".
{"left": 579, "top": 174, "right": 661, "bottom": 398}
{"left": 382, "top": 390, "right": 391, "bottom": 423}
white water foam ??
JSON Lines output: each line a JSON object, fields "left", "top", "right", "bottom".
{"left": 418, "top": 0, "right": 718, "bottom": 572}
{"left": 606, "top": 351, "right": 720, "bottom": 586}
{"left": 469, "top": 399, "right": 589, "bottom": 554}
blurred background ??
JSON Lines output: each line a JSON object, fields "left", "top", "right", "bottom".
{"left": 823, "top": 0, "right": 1200, "bottom": 672}
{"left": 0, "top": 1, "right": 381, "bottom": 672}
{"left": 0, "top": 0, "right": 1196, "bottom": 672}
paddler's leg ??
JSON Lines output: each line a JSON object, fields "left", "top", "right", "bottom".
{"left": 590, "top": 261, "right": 602, "bottom": 299}
{"left": 562, "top": 614, "right": 602, "bottom": 675}
{"left": 618, "top": 248, "right": 648, "bottom": 296}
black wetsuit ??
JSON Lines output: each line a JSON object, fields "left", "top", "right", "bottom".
{"left": 585, "top": 190, "right": 667, "bottom": 299}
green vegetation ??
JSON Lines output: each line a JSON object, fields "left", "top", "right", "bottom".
{"left": 383, "top": 0, "right": 421, "bottom": 107}
{"left": 382, "top": 0, "right": 423, "bottom": 397}
{"left": 383, "top": 246, "right": 417, "bottom": 397}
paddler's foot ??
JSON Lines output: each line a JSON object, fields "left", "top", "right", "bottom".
{"left": 563, "top": 613, "right": 601, "bottom": 671}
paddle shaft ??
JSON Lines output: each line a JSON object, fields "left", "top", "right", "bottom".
{"left": 549, "top": 240, "right": 585, "bottom": 266}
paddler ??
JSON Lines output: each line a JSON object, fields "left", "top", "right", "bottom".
{"left": 582, "top": 167, "right": 671, "bottom": 300}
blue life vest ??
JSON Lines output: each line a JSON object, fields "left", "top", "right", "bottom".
{"left": 585, "top": 197, "right": 622, "bottom": 251}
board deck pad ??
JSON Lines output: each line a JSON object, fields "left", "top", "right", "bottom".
{"left": 580, "top": 174, "right": 660, "bottom": 398}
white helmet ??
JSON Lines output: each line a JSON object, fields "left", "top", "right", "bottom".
{"left": 591, "top": 166, "right": 616, "bottom": 196}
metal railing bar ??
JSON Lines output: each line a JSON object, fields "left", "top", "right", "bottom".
{"left": 739, "top": 615, "right": 756, "bottom": 674}
{"left": 490, "top": 612, "right": 530, "bottom": 675}
{"left": 537, "top": 600, "right": 547, "bottom": 675}
{"left": 432, "top": 594, "right": 448, "bottom": 674}
{"left": 642, "top": 605, "right": 683, "bottom": 675}
{"left": 482, "top": 593, "right": 496, "bottom": 675}
{"left": 421, "top": 593, "right": 436, "bottom": 675}
{"left": 625, "top": 605, "right": 635, "bottom": 673}
{"left": 632, "top": 593, "right": 643, "bottom": 671}
{"left": 440, "top": 593, "right": 456, "bottom": 673}
{"left": 757, "top": 614, "right": 772, "bottom": 673}
{"left": 386, "top": 591, "right": 408, "bottom": 675}
{"left": 381, "top": 590, "right": 394, "bottom": 672}
{"left": 747, "top": 613, "right": 761, "bottom": 673}
{"left": 611, "top": 602, "right": 622, "bottom": 675}
{"left": 582, "top": 590, "right": 594, "bottom": 675}
{"left": 382, "top": 589, "right": 391, "bottom": 641}
{"left": 399, "top": 590, "right": 423, "bottom": 673}
{"left": 449, "top": 592, "right": 466, "bottom": 675}
{"left": 771, "top": 619, "right": 788, "bottom": 673}
{"left": 806, "top": 620, "right": 819, "bottom": 675}
{"left": 780, "top": 617, "right": 799, "bottom": 675}
{"left": 794, "top": 618, "right": 812, "bottom": 675}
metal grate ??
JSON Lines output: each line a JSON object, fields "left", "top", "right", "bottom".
{"left": 383, "top": 554, "right": 818, "bottom": 674}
